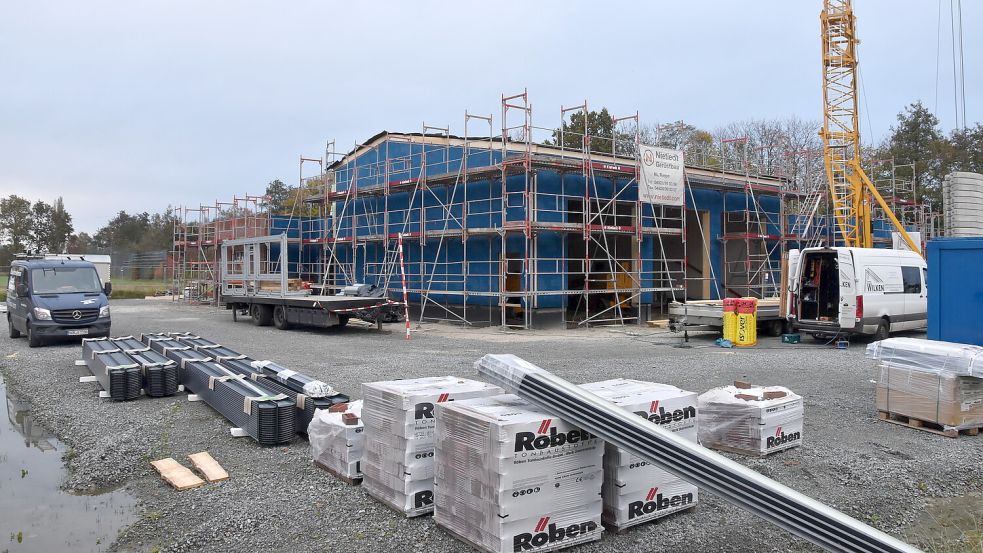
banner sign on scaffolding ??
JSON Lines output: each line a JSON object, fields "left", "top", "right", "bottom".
{"left": 638, "top": 144, "right": 685, "bottom": 206}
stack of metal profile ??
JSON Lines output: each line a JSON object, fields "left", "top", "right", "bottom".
{"left": 172, "top": 334, "right": 248, "bottom": 362}
{"left": 361, "top": 376, "right": 503, "bottom": 517}
{"left": 181, "top": 359, "right": 296, "bottom": 445}
{"left": 140, "top": 334, "right": 212, "bottom": 382}
{"left": 434, "top": 394, "right": 604, "bottom": 553}
{"left": 111, "top": 336, "right": 180, "bottom": 397}
{"left": 219, "top": 357, "right": 350, "bottom": 434}
{"left": 81, "top": 338, "right": 142, "bottom": 401}
{"left": 580, "top": 379, "right": 699, "bottom": 531}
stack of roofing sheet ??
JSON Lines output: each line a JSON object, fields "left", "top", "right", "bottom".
{"left": 360, "top": 376, "right": 502, "bottom": 516}
{"left": 81, "top": 338, "right": 142, "bottom": 401}
{"left": 309, "top": 401, "right": 364, "bottom": 482}
{"left": 141, "top": 334, "right": 212, "bottom": 382}
{"left": 434, "top": 394, "right": 604, "bottom": 553}
{"left": 111, "top": 336, "right": 180, "bottom": 397}
{"left": 181, "top": 360, "right": 295, "bottom": 446}
{"left": 581, "top": 379, "right": 698, "bottom": 531}
{"left": 171, "top": 334, "right": 248, "bottom": 362}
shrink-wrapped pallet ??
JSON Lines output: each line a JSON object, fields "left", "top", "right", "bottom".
{"left": 309, "top": 401, "right": 364, "bottom": 482}
{"left": 434, "top": 394, "right": 603, "bottom": 553}
{"left": 698, "top": 384, "right": 802, "bottom": 456}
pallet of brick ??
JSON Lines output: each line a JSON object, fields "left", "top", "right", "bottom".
{"left": 360, "top": 376, "right": 502, "bottom": 517}
{"left": 309, "top": 401, "right": 365, "bottom": 484}
{"left": 581, "top": 379, "right": 698, "bottom": 531}
{"left": 434, "top": 394, "right": 604, "bottom": 553}
{"left": 697, "top": 382, "right": 802, "bottom": 456}
{"left": 867, "top": 337, "right": 983, "bottom": 436}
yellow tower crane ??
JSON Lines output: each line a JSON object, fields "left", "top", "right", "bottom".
{"left": 820, "top": 0, "right": 921, "bottom": 253}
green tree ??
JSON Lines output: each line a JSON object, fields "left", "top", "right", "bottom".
{"left": 263, "top": 179, "right": 290, "bottom": 214}
{"left": 29, "top": 201, "right": 54, "bottom": 253}
{"left": 66, "top": 232, "right": 95, "bottom": 254}
{"left": 49, "top": 197, "right": 74, "bottom": 253}
{"left": 548, "top": 108, "right": 616, "bottom": 154}
{"left": 0, "top": 195, "right": 34, "bottom": 251}
{"left": 941, "top": 123, "right": 983, "bottom": 176}
{"left": 875, "top": 101, "right": 946, "bottom": 206}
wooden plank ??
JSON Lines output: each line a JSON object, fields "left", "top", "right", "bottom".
{"left": 646, "top": 319, "right": 670, "bottom": 328}
{"left": 151, "top": 458, "right": 205, "bottom": 490}
{"left": 188, "top": 451, "right": 229, "bottom": 483}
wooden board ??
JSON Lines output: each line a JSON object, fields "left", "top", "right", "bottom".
{"left": 877, "top": 411, "right": 981, "bottom": 438}
{"left": 313, "top": 459, "right": 362, "bottom": 486}
{"left": 646, "top": 319, "right": 670, "bottom": 328}
{"left": 188, "top": 452, "right": 230, "bottom": 483}
{"left": 151, "top": 458, "right": 205, "bottom": 490}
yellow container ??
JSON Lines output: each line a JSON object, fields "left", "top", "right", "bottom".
{"left": 722, "top": 298, "right": 738, "bottom": 342}
{"left": 735, "top": 298, "right": 758, "bottom": 347}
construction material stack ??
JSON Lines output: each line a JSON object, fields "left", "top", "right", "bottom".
{"left": 141, "top": 333, "right": 212, "bottom": 380}
{"left": 181, "top": 360, "right": 295, "bottom": 445}
{"left": 81, "top": 338, "right": 142, "bottom": 401}
{"left": 309, "top": 401, "right": 365, "bottom": 483}
{"left": 942, "top": 172, "right": 983, "bottom": 237}
{"left": 360, "top": 377, "right": 502, "bottom": 516}
{"left": 111, "top": 336, "right": 180, "bottom": 397}
{"left": 698, "top": 382, "right": 803, "bottom": 456}
{"left": 867, "top": 337, "right": 983, "bottom": 434}
{"left": 581, "top": 379, "right": 698, "bottom": 531}
{"left": 434, "top": 394, "right": 604, "bottom": 553}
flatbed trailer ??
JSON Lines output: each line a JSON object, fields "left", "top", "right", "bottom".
{"left": 219, "top": 234, "right": 403, "bottom": 331}
{"left": 667, "top": 298, "right": 787, "bottom": 336}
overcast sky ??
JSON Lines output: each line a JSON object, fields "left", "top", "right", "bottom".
{"left": 1, "top": 1, "right": 979, "bottom": 233}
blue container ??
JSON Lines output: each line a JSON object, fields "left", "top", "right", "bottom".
{"left": 927, "top": 237, "right": 983, "bottom": 346}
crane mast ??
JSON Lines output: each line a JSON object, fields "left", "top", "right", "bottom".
{"left": 820, "top": 0, "right": 920, "bottom": 253}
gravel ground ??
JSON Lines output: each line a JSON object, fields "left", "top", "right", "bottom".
{"left": 1, "top": 299, "right": 980, "bottom": 553}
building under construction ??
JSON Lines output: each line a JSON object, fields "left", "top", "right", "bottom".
{"left": 170, "top": 92, "right": 937, "bottom": 328}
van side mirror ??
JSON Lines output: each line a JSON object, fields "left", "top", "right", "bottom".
{"left": 103, "top": 282, "right": 113, "bottom": 296}
{"left": 16, "top": 283, "right": 28, "bottom": 297}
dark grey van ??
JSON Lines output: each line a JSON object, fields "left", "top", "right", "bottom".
{"left": 5, "top": 258, "right": 112, "bottom": 347}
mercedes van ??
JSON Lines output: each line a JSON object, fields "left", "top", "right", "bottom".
{"left": 787, "top": 247, "right": 927, "bottom": 340}
{"left": 5, "top": 258, "right": 112, "bottom": 347}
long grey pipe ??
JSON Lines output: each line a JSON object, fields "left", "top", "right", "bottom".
{"left": 475, "top": 354, "right": 921, "bottom": 553}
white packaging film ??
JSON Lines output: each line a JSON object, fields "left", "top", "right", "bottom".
{"left": 580, "top": 379, "right": 699, "bottom": 530}
{"left": 308, "top": 400, "right": 364, "bottom": 480}
{"left": 361, "top": 376, "right": 503, "bottom": 516}
{"left": 698, "top": 384, "right": 803, "bottom": 455}
{"left": 434, "top": 394, "right": 604, "bottom": 553}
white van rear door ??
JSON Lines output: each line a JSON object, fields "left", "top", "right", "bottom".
{"left": 837, "top": 249, "right": 857, "bottom": 329}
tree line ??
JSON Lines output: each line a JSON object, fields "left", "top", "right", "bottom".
{"left": 0, "top": 197, "right": 177, "bottom": 268}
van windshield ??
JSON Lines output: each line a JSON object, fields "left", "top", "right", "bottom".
{"left": 30, "top": 267, "right": 102, "bottom": 294}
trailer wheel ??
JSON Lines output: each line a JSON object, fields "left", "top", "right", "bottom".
{"left": 336, "top": 315, "right": 350, "bottom": 329}
{"left": 250, "top": 304, "right": 273, "bottom": 326}
{"left": 273, "top": 305, "right": 291, "bottom": 330}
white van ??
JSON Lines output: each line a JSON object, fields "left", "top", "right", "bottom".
{"left": 787, "top": 247, "right": 927, "bottom": 340}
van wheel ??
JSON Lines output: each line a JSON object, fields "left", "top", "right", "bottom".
{"left": 873, "top": 319, "right": 890, "bottom": 342}
{"left": 8, "top": 315, "right": 21, "bottom": 338}
{"left": 27, "top": 323, "right": 42, "bottom": 348}
{"left": 250, "top": 304, "right": 273, "bottom": 326}
{"left": 273, "top": 305, "right": 291, "bottom": 330}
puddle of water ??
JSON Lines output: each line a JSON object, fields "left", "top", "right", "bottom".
{"left": 0, "top": 375, "right": 137, "bottom": 552}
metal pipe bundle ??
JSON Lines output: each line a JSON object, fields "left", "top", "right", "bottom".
{"left": 219, "top": 358, "right": 349, "bottom": 434}
{"left": 182, "top": 360, "right": 296, "bottom": 445}
{"left": 475, "top": 354, "right": 921, "bottom": 553}
{"left": 81, "top": 338, "right": 142, "bottom": 401}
